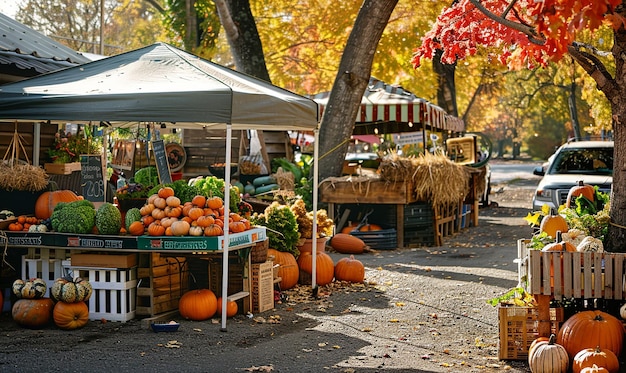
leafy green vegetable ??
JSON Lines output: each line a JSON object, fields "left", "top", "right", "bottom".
{"left": 251, "top": 201, "right": 300, "bottom": 256}
{"left": 192, "top": 176, "right": 240, "bottom": 211}
{"left": 132, "top": 166, "right": 159, "bottom": 187}
{"left": 51, "top": 200, "right": 96, "bottom": 234}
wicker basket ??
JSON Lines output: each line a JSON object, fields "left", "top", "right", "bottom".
{"left": 251, "top": 239, "right": 269, "bottom": 263}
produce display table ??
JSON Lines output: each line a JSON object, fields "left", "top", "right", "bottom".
{"left": 1, "top": 228, "right": 267, "bottom": 325}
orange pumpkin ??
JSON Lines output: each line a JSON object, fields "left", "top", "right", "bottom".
{"left": 216, "top": 297, "right": 238, "bottom": 318}
{"left": 540, "top": 209, "right": 569, "bottom": 238}
{"left": 53, "top": 301, "right": 89, "bottom": 330}
{"left": 196, "top": 215, "right": 215, "bottom": 228}
{"left": 179, "top": 289, "right": 217, "bottom": 321}
{"left": 142, "top": 215, "right": 155, "bottom": 227}
{"left": 297, "top": 251, "right": 335, "bottom": 286}
{"left": 228, "top": 221, "right": 246, "bottom": 233}
{"left": 206, "top": 197, "right": 224, "bottom": 210}
{"left": 557, "top": 310, "right": 625, "bottom": 359}
{"left": 268, "top": 249, "right": 299, "bottom": 290}
{"left": 182, "top": 202, "right": 194, "bottom": 217}
{"left": 151, "top": 208, "right": 166, "bottom": 220}
{"left": 334, "top": 255, "right": 365, "bottom": 283}
{"left": 580, "top": 365, "right": 610, "bottom": 373}
{"left": 128, "top": 221, "right": 145, "bottom": 236}
{"left": 158, "top": 187, "right": 175, "bottom": 198}
{"left": 148, "top": 221, "right": 166, "bottom": 236}
{"left": 204, "top": 224, "right": 224, "bottom": 237}
{"left": 35, "top": 190, "right": 81, "bottom": 219}
{"left": 188, "top": 207, "right": 204, "bottom": 221}
{"left": 164, "top": 206, "right": 182, "bottom": 218}
{"left": 573, "top": 346, "right": 620, "bottom": 373}
{"left": 330, "top": 233, "right": 366, "bottom": 254}
{"left": 12, "top": 298, "right": 54, "bottom": 328}
{"left": 192, "top": 195, "right": 206, "bottom": 207}
{"left": 566, "top": 180, "right": 596, "bottom": 208}
{"left": 153, "top": 197, "right": 167, "bottom": 209}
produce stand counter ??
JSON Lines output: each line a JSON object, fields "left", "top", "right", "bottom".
{"left": 1, "top": 227, "right": 267, "bottom": 326}
{"left": 320, "top": 175, "right": 478, "bottom": 247}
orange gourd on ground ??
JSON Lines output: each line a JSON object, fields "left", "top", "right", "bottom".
{"left": 268, "top": 249, "right": 299, "bottom": 290}
{"left": 179, "top": 289, "right": 217, "bottom": 321}
{"left": 329, "top": 233, "right": 367, "bottom": 254}
{"left": 334, "top": 255, "right": 365, "bottom": 283}
{"left": 53, "top": 301, "right": 90, "bottom": 330}
{"left": 35, "top": 189, "right": 81, "bottom": 219}
{"left": 297, "top": 251, "right": 335, "bottom": 286}
{"left": 216, "top": 297, "right": 238, "bottom": 318}
{"left": 12, "top": 298, "right": 54, "bottom": 329}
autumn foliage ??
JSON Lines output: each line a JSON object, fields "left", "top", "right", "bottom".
{"left": 412, "top": 0, "right": 624, "bottom": 69}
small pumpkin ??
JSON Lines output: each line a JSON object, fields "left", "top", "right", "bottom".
{"left": 572, "top": 346, "right": 620, "bottom": 373}
{"left": 228, "top": 221, "right": 246, "bottom": 233}
{"left": 216, "top": 297, "right": 238, "bottom": 318}
{"left": 158, "top": 187, "right": 175, "bottom": 198}
{"left": 297, "top": 251, "right": 335, "bottom": 286}
{"left": 12, "top": 298, "right": 54, "bottom": 328}
{"left": 12, "top": 278, "right": 47, "bottom": 299}
{"left": 566, "top": 180, "right": 596, "bottom": 208}
{"left": 334, "top": 255, "right": 365, "bottom": 283}
{"left": 53, "top": 301, "right": 90, "bottom": 330}
{"left": 166, "top": 196, "right": 181, "bottom": 208}
{"left": 148, "top": 221, "right": 166, "bottom": 236}
{"left": 170, "top": 220, "right": 191, "bottom": 236}
{"left": 151, "top": 207, "right": 166, "bottom": 220}
{"left": 206, "top": 197, "right": 223, "bottom": 210}
{"left": 192, "top": 195, "right": 206, "bottom": 207}
{"left": 540, "top": 209, "right": 569, "bottom": 238}
{"left": 204, "top": 224, "right": 224, "bottom": 237}
{"left": 557, "top": 310, "right": 625, "bottom": 358}
{"left": 189, "top": 225, "right": 204, "bottom": 236}
{"left": 50, "top": 277, "right": 92, "bottom": 303}
{"left": 580, "top": 365, "right": 610, "bottom": 373}
{"left": 179, "top": 289, "right": 217, "bottom": 321}
{"left": 329, "top": 233, "right": 367, "bottom": 254}
{"left": 153, "top": 197, "right": 167, "bottom": 209}
{"left": 188, "top": 207, "right": 204, "bottom": 221}
{"left": 128, "top": 220, "right": 145, "bottom": 236}
{"left": 528, "top": 334, "right": 569, "bottom": 373}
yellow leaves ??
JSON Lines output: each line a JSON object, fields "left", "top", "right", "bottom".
{"left": 524, "top": 211, "right": 542, "bottom": 226}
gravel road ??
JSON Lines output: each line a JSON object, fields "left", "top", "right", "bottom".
{"left": 0, "top": 177, "right": 538, "bottom": 373}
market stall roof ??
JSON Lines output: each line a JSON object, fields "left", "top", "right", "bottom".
{"left": 0, "top": 42, "right": 319, "bottom": 131}
{"left": 0, "top": 12, "right": 91, "bottom": 80}
{"left": 311, "top": 77, "right": 464, "bottom": 133}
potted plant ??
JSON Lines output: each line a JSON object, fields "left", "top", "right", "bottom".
{"left": 45, "top": 128, "right": 100, "bottom": 175}
{"left": 290, "top": 198, "right": 334, "bottom": 253}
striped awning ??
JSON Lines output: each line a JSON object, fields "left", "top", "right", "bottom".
{"left": 312, "top": 77, "right": 464, "bottom": 133}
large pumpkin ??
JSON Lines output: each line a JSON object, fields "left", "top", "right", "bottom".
{"left": 53, "top": 301, "right": 90, "bottom": 330}
{"left": 267, "top": 249, "right": 299, "bottom": 290}
{"left": 12, "top": 298, "right": 54, "bottom": 328}
{"left": 329, "top": 234, "right": 366, "bottom": 254}
{"left": 35, "top": 189, "right": 81, "bottom": 219}
{"left": 179, "top": 289, "right": 217, "bottom": 321}
{"left": 557, "top": 310, "right": 625, "bottom": 358}
{"left": 334, "top": 255, "right": 365, "bottom": 283}
{"left": 528, "top": 334, "right": 569, "bottom": 373}
{"left": 566, "top": 180, "right": 596, "bottom": 208}
{"left": 297, "top": 251, "right": 335, "bottom": 286}
{"left": 572, "top": 346, "right": 620, "bottom": 373}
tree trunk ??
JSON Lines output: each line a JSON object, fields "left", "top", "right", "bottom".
{"left": 220, "top": 0, "right": 271, "bottom": 82}
{"left": 433, "top": 49, "right": 458, "bottom": 117}
{"left": 318, "top": 0, "right": 398, "bottom": 181}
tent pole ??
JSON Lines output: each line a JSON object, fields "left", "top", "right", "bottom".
{"left": 33, "top": 122, "right": 40, "bottom": 166}
{"left": 311, "top": 128, "right": 320, "bottom": 293}
{"left": 221, "top": 124, "right": 233, "bottom": 332}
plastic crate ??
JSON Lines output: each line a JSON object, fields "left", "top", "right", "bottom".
{"left": 350, "top": 228, "right": 397, "bottom": 250}
{"left": 70, "top": 266, "right": 137, "bottom": 322}
{"left": 498, "top": 306, "right": 564, "bottom": 360}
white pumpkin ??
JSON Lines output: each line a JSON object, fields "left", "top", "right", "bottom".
{"left": 576, "top": 236, "right": 604, "bottom": 253}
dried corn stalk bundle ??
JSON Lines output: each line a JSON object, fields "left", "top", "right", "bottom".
{"left": 0, "top": 162, "right": 48, "bottom": 191}
{"left": 379, "top": 152, "right": 469, "bottom": 207}
{"left": 272, "top": 167, "right": 295, "bottom": 190}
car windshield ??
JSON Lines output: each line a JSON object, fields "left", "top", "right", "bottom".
{"left": 549, "top": 148, "right": 613, "bottom": 175}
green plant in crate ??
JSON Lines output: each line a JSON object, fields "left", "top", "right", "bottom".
{"left": 251, "top": 201, "right": 300, "bottom": 257}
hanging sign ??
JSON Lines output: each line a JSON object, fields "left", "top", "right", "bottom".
{"left": 152, "top": 140, "right": 172, "bottom": 184}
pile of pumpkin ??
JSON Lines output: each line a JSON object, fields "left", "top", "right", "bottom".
{"left": 126, "top": 186, "right": 252, "bottom": 237}
{"left": 10, "top": 276, "right": 93, "bottom": 330}
{"left": 528, "top": 310, "right": 625, "bottom": 373}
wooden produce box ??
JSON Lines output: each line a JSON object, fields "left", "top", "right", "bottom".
{"left": 320, "top": 176, "right": 417, "bottom": 204}
{"left": 251, "top": 261, "right": 274, "bottom": 313}
{"left": 136, "top": 253, "right": 188, "bottom": 317}
{"left": 70, "top": 253, "right": 137, "bottom": 268}
{"left": 498, "top": 305, "right": 564, "bottom": 360}
{"left": 44, "top": 162, "right": 81, "bottom": 175}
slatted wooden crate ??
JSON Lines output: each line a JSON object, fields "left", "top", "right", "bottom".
{"left": 135, "top": 253, "right": 188, "bottom": 317}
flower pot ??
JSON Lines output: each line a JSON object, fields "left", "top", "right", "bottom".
{"left": 297, "top": 237, "right": 329, "bottom": 254}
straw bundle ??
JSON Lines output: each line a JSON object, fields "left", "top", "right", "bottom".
{"left": 379, "top": 152, "right": 469, "bottom": 207}
{"left": 0, "top": 162, "right": 48, "bottom": 192}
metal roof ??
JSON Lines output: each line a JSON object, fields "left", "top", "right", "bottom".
{"left": 0, "top": 12, "right": 90, "bottom": 77}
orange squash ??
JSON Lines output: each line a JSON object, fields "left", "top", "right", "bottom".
{"left": 540, "top": 209, "right": 569, "bottom": 238}
{"left": 53, "top": 301, "right": 89, "bottom": 330}
{"left": 12, "top": 298, "right": 54, "bottom": 329}
{"left": 179, "top": 289, "right": 217, "bottom": 321}
{"left": 128, "top": 221, "right": 145, "bottom": 236}
{"left": 334, "top": 255, "right": 365, "bottom": 283}
{"left": 216, "top": 297, "right": 238, "bottom": 318}
{"left": 158, "top": 187, "right": 175, "bottom": 198}
{"left": 268, "top": 249, "right": 299, "bottom": 290}
{"left": 329, "top": 233, "right": 366, "bottom": 254}
{"left": 572, "top": 346, "right": 620, "bottom": 373}
{"left": 192, "top": 195, "right": 206, "bottom": 207}
{"left": 35, "top": 189, "right": 81, "bottom": 219}
{"left": 297, "top": 251, "right": 335, "bottom": 286}
{"left": 557, "top": 310, "right": 625, "bottom": 359}
{"left": 204, "top": 224, "right": 224, "bottom": 237}
{"left": 566, "top": 180, "right": 596, "bottom": 208}
{"left": 206, "top": 197, "right": 224, "bottom": 210}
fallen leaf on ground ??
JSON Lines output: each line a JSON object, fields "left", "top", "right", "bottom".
{"left": 241, "top": 365, "right": 274, "bottom": 372}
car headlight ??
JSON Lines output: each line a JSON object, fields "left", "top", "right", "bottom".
{"left": 535, "top": 189, "right": 552, "bottom": 200}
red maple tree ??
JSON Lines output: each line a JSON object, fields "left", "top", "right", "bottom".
{"left": 413, "top": 0, "right": 626, "bottom": 249}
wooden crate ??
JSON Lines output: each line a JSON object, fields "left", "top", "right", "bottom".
{"left": 498, "top": 306, "right": 564, "bottom": 360}
{"left": 320, "top": 176, "right": 417, "bottom": 204}
{"left": 135, "top": 253, "right": 188, "bottom": 317}
{"left": 526, "top": 250, "right": 626, "bottom": 301}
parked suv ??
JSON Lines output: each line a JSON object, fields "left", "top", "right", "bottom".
{"left": 532, "top": 140, "right": 613, "bottom": 211}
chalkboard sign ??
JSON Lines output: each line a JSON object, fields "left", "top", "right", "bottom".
{"left": 80, "top": 155, "right": 105, "bottom": 202}
{"left": 152, "top": 140, "right": 173, "bottom": 184}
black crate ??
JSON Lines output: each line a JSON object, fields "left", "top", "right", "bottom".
{"left": 350, "top": 228, "right": 397, "bottom": 250}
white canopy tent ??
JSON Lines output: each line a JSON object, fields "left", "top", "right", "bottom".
{"left": 0, "top": 42, "right": 321, "bottom": 330}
